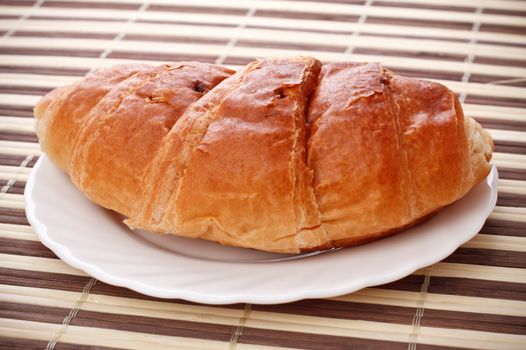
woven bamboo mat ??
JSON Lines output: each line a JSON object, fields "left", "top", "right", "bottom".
{"left": 1, "top": 0, "right": 526, "bottom": 349}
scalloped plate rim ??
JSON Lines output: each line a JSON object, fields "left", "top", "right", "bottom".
{"left": 25, "top": 155, "right": 498, "bottom": 304}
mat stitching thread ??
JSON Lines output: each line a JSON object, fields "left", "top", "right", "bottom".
{"left": 1, "top": 154, "right": 34, "bottom": 197}
{"left": 1, "top": 0, "right": 42, "bottom": 192}
{"left": 45, "top": 2, "right": 149, "bottom": 348}
{"left": 45, "top": 278, "right": 97, "bottom": 350}
{"left": 345, "top": 0, "right": 374, "bottom": 54}
{"left": 2, "top": 0, "right": 45, "bottom": 40}
{"left": 89, "top": 1, "right": 151, "bottom": 74}
{"left": 486, "top": 77, "right": 526, "bottom": 86}
{"left": 407, "top": 265, "right": 432, "bottom": 350}
{"left": 215, "top": 2, "right": 259, "bottom": 65}
{"left": 408, "top": 3, "right": 484, "bottom": 349}
{"left": 459, "top": 1, "right": 485, "bottom": 103}
{"left": 229, "top": 303, "right": 252, "bottom": 350}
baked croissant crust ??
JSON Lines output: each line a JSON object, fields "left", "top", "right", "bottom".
{"left": 34, "top": 57, "right": 493, "bottom": 253}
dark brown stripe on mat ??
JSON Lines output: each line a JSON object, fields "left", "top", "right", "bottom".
{"left": 239, "top": 327, "right": 412, "bottom": 350}
{"left": 0, "top": 301, "right": 72, "bottom": 325}
{"left": 354, "top": 47, "right": 466, "bottom": 62}
{"left": 137, "top": 19, "right": 237, "bottom": 28}
{"left": 0, "top": 105, "right": 36, "bottom": 118}
{"left": 0, "top": 180, "right": 26, "bottom": 195}
{"left": 474, "top": 56, "right": 526, "bottom": 69}
{"left": 497, "top": 168, "right": 526, "bottom": 181}
{"left": 477, "top": 40, "right": 526, "bottom": 49}
{"left": 471, "top": 73, "right": 526, "bottom": 87}
{"left": 246, "top": 24, "right": 352, "bottom": 35}
{"left": 236, "top": 39, "right": 345, "bottom": 52}
{"left": 0, "top": 0, "right": 35, "bottom": 5}
{"left": 481, "top": 219, "right": 526, "bottom": 237}
{"left": 29, "top": 15, "right": 126, "bottom": 22}
{"left": 416, "top": 345, "right": 470, "bottom": 350}
{"left": 0, "top": 131, "right": 38, "bottom": 142}
{"left": 55, "top": 343, "right": 123, "bottom": 350}
{"left": 0, "top": 208, "right": 29, "bottom": 225}
{"left": 2, "top": 302, "right": 238, "bottom": 344}
{"left": 484, "top": 8, "right": 526, "bottom": 17}
{"left": 255, "top": 9, "right": 359, "bottom": 22}
{"left": 71, "top": 309, "right": 237, "bottom": 342}
{"left": 367, "top": 17, "right": 473, "bottom": 30}
{"left": 387, "top": 67, "right": 463, "bottom": 81}
{"left": 149, "top": 4, "right": 247, "bottom": 16}
{"left": 108, "top": 51, "right": 217, "bottom": 63}
{"left": 465, "top": 95, "right": 526, "bottom": 109}
{"left": 0, "top": 86, "right": 51, "bottom": 96}
{"left": 0, "top": 237, "right": 57, "bottom": 259}
{"left": 422, "top": 308, "right": 526, "bottom": 335}
{"left": 0, "top": 268, "right": 91, "bottom": 292}
{"left": 361, "top": 32, "right": 469, "bottom": 43}
{"left": 378, "top": 274, "right": 425, "bottom": 292}
{"left": 477, "top": 119, "right": 526, "bottom": 132}
{"left": 374, "top": 1, "right": 474, "bottom": 12}
{"left": 0, "top": 337, "right": 125, "bottom": 350}
{"left": 444, "top": 247, "right": 526, "bottom": 269}
{"left": 0, "top": 16, "right": 22, "bottom": 20}
{"left": 123, "top": 33, "right": 228, "bottom": 45}
{"left": 1, "top": 338, "right": 51, "bottom": 350}
{"left": 480, "top": 24, "right": 526, "bottom": 35}
{"left": 0, "top": 154, "right": 38, "bottom": 167}
{"left": 253, "top": 299, "right": 415, "bottom": 324}
{"left": 494, "top": 142, "right": 526, "bottom": 155}
{"left": 0, "top": 304, "right": 127, "bottom": 349}
{"left": 428, "top": 276, "right": 526, "bottom": 301}
{"left": 13, "top": 31, "right": 117, "bottom": 40}
{"left": 495, "top": 143, "right": 526, "bottom": 154}
{"left": 0, "top": 65, "right": 88, "bottom": 77}
{"left": 42, "top": 0, "right": 140, "bottom": 10}
{"left": 0, "top": 47, "right": 103, "bottom": 58}
{"left": 497, "top": 193, "right": 526, "bottom": 207}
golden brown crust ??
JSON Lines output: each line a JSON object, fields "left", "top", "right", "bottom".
{"left": 307, "top": 62, "right": 413, "bottom": 244}
{"left": 34, "top": 57, "right": 493, "bottom": 254}
{"left": 128, "top": 57, "right": 324, "bottom": 253}
{"left": 35, "top": 64, "right": 151, "bottom": 171}
{"left": 36, "top": 63, "right": 234, "bottom": 217}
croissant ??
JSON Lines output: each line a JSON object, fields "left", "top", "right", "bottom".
{"left": 34, "top": 56, "right": 493, "bottom": 254}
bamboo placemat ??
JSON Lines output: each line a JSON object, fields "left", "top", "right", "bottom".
{"left": 1, "top": 0, "right": 525, "bottom": 349}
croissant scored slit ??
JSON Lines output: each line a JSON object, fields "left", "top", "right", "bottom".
{"left": 34, "top": 57, "right": 493, "bottom": 254}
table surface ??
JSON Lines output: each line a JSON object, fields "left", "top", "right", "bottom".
{"left": 1, "top": 0, "right": 525, "bottom": 349}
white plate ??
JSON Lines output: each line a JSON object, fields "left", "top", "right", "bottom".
{"left": 25, "top": 155, "right": 498, "bottom": 304}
